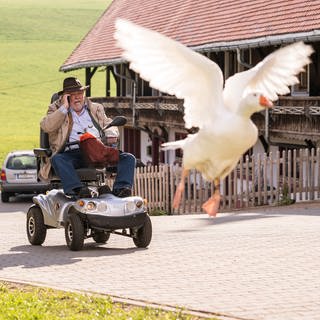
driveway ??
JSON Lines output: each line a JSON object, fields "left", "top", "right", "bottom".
{"left": 0, "top": 197, "right": 320, "bottom": 320}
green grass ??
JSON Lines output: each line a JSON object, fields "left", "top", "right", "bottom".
{"left": 0, "top": 282, "right": 212, "bottom": 320}
{"left": 0, "top": 0, "right": 113, "bottom": 165}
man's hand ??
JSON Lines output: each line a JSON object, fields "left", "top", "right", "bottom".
{"left": 61, "top": 94, "right": 70, "bottom": 109}
{"left": 102, "top": 136, "right": 118, "bottom": 146}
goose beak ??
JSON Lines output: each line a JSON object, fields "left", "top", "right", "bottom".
{"left": 259, "top": 95, "right": 273, "bottom": 108}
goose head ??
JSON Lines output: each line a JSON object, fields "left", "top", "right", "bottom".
{"left": 237, "top": 92, "right": 273, "bottom": 118}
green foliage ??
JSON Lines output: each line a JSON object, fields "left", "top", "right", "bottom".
{"left": 0, "top": 282, "right": 210, "bottom": 320}
{"left": 0, "top": 0, "right": 113, "bottom": 165}
{"left": 149, "top": 208, "right": 169, "bottom": 216}
{"left": 278, "top": 183, "right": 295, "bottom": 206}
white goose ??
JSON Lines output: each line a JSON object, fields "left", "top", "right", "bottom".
{"left": 114, "top": 19, "right": 313, "bottom": 216}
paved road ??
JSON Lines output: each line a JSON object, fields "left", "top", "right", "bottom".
{"left": 0, "top": 197, "right": 320, "bottom": 320}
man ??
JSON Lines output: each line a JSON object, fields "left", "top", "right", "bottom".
{"left": 40, "top": 77, "right": 135, "bottom": 198}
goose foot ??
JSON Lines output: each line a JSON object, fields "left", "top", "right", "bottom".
{"left": 202, "top": 179, "right": 220, "bottom": 217}
{"left": 173, "top": 184, "right": 183, "bottom": 209}
{"left": 202, "top": 193, "right": 220, "bottom": 217}
{"left": 173, "top": 168, "right": 189, "bottom": 210}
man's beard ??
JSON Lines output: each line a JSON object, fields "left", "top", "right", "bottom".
{"left": 72, "top": 101, "right": 84, "bottom": 113}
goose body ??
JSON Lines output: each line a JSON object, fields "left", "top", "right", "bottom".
{"left": 168, "top": 112, "right": 257, "bottom": 181}
{"left": 114, "top": 19, "right": 313, "bottom": 216}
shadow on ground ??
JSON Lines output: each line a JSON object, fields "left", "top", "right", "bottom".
{"left": 0, "top": 244, "right": 144, "bottom": 270}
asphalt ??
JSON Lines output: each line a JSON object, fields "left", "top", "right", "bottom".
{"left": 0, "top": 198, "right": 320, "bottom": 320}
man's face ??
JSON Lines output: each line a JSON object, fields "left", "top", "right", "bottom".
{"left": 69, "top": 90, "right": 85, "bottom": 112}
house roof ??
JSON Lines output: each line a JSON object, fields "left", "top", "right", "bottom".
{"left": 61, "top": 0, "right": 320, "bottom": 71}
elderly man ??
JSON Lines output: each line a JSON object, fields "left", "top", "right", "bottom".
{"left": 40, "top": 77, "right": 135, "bottom": 198}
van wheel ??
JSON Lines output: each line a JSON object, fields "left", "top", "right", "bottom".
{"left": 133, "top": 215, "right": 152, "bottom": 248}
{"left": 1, "top": 191, "right": 13, "bottom": 203}
{"left": 93, "top": 231, "right": 110, "bottom": 244}
{"left": 26, "top": 205, "right": 47, "bottom": 245}
{"left": 65, "top": 214, "right": 85, "bottom": 251}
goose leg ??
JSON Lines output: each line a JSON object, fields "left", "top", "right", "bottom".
{"left": 202, "top": 178, "right": 220, "bottom": 217}
{"left": 173, "top": 168, "right": 189, "bottom": 209}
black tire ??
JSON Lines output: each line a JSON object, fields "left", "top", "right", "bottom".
{"left": 65, "top": 213, "right": 85, "bottom": 251}
{"left": 1, "top": 191, "right": 12, "bottom": 203}
{"left": 26, "top": 205, "right": 47, "bottom": 245}
{"left": 93, "top": 231, "right": 110, "bottom": 244}
{"left": 133, "top": 215, "right": 152, "bottom": 248}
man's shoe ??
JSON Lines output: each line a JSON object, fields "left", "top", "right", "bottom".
{"left": 65, "top": 188, "right": 79, "bottom": 199}
{"left": 113, "top": 187, "right": 132, "bottom": 198}
{"left": 98, "top": 185, "right": 112, "bottom": 195}
{"left": 78, "top": 186, "right": 92, "bottom": 198}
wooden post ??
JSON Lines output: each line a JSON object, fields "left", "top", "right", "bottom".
{"left": 263, "top": 154, "right": 267, "bottom": 205}
{"left": 288, "top": 149, "right": 292, "bottom": 198}
{"left": 257, "top": 153, "right": 261, "bottom": 206}
{"left": 269, "top": 152, "right": 274, "bottom": 204}
{"left": 310, "top": 148, "right": 315, "bottom": 200}
{"left": 276, "top": 151, "right": 280, "bottom": 203}
{"left": 299, "top": 149, "right": 303, "bottom": 201}
{"left": 245, "top": 155, "right": 250, "bottom": 208}
{"left": 239, "top": 157, "right": 243, "bottom": 208}
{"left": 233, "top": 166, "right": 237, "bottom": 209}
{"left": 317, "top": 149, "right": 320, "bottom": 199}
{"left": 252, "top": 154, "right": 256, "bottom": 206}
{"left": 306, "top": 149, "right": 310, "bottom": 200}
{"left": 85, "top": 67, "right": 98, "bottom": 97}
{"left": 293, "top": 149, "right": 297, "bottom": 202}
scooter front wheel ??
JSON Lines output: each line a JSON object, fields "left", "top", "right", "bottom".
{"left": 65, "top": 213, "right": 85, "bottom": 251}
{"left": 26, "top": 205, "right": 47, "bottom": 245}
{"left": 132, "top": 214, "right": 152, "bottom": 248}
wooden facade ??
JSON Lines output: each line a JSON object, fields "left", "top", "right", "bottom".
{"left": 87, "top": 41, "right": 320, "bottom": 165}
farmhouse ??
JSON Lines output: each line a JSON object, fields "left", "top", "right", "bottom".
{"left": 60, "top": 0, "right": 320, "bottom": 167}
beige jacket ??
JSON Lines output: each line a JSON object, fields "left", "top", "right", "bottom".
{"left": 39, "top": 97, "right": 118, "bottom": 181}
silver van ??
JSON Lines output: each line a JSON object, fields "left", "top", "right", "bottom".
{"left": 0, "top": 150, "right": 49, "bottom": 202}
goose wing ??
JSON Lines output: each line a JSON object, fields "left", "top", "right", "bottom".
{"left": 223, "top": 42, "right": 313, "bottom": 113}
{"left": 115, "top": 19, "right": 225, "bottom": 129}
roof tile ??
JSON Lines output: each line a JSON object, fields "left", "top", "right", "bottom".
{"left": 61, "top": 0, "right": 320, "bottom": 70}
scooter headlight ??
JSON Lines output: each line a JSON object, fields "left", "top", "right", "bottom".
{"left": 125, "top": 199, "right": 145, "bottom": 213}
{"left": 97, "top": 202, "right": 107, "bottom": 212}
{"left": 75, "top": 200, "right": 97, "bottom": 212}
{"left": 86, "top": 201, "right": 97, "bottom": 211}
{"left": 125, "top": 201, "right": 137, "bottom": 213}
{"left": 135, "top": 199, "right": 143, "bottom": 208}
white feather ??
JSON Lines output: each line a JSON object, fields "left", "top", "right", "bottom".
{"left": 223, "top": 42, "right": 313, "bottom": 112}
{"left": 115, "top": 18, "right": 224, "bottom": 129}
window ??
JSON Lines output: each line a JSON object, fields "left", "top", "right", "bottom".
{"left": 291, "top": 65, "right": 309, "bottom": 96}
{"left": 174, "top": 132, "right": 187, "bottom": 159}
{"left": 7, "top": 155, "right": 36, "bottom": 170}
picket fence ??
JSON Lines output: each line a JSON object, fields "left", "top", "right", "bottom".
{"left": 108, "top": 148, "right": 320, "bottom": 214}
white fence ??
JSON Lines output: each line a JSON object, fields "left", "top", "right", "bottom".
{"left": 110, "top": 148, "right": 320, "bottom": 214}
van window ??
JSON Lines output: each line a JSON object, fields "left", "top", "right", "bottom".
{"left": 7, "top": 155, "right": 37, "bottom": 170}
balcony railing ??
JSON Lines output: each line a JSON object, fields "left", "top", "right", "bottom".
{"left": 92, "top": 95, "right": 320, "bottom": 116}
{"left": 274, "top": 96, "right": 320, "bottom": 115}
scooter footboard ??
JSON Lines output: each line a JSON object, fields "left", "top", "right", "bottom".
{"left": 86, "top": 211, "right": 148, "bottom": 230}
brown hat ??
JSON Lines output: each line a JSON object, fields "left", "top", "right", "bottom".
{"left": 58, "top": 77, "right": 89, "bottom": 95}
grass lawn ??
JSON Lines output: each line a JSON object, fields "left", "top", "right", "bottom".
{"left": 0, "top": 0, "right": 112, "bottom": 165}
{"left": 0, "top": 281, "right": 213, "bottom": 320}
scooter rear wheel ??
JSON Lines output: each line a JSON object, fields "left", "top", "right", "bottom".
{"left": 65, "top": 213, "right": 85, "bottom": 251}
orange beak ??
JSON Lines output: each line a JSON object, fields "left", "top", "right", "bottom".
{"left": 259, "top": 95, "right": 273, "bottom": 108}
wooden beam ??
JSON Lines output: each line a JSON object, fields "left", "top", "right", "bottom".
{"left": 106, "top": 66, "right": 112, "bottom": 97}
{"left": 85, "top": 67, "right": 98, "bottom": 97}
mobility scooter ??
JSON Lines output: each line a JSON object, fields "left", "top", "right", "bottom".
{"left": 26, "top": 116, "right": 152, "bottom": 251}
